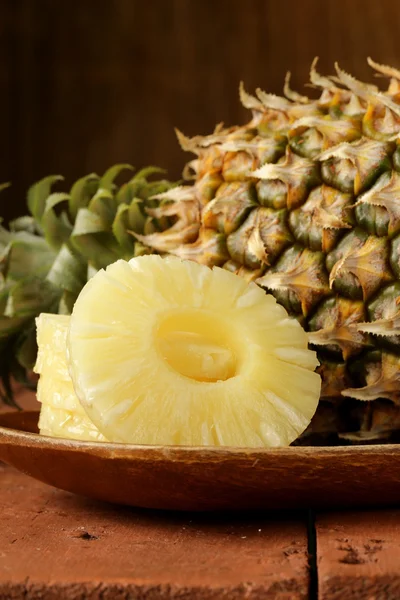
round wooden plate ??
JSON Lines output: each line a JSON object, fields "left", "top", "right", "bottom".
{"left": 1, "top": 410, "right": 400, "bottom": 511}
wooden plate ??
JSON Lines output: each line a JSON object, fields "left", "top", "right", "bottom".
{"left": 1, "top": 410, "right": 400, "bottom": 511}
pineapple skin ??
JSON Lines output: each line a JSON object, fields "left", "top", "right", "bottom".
{"left": 137, "top": 60, "right": 400, "bottom": 443}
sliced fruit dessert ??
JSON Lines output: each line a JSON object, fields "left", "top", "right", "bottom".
{"left": 35, "top": 313, "right": 106, "bottom": 442}
{"left": 67, "top": 255, "right": 321, "bottom": 447}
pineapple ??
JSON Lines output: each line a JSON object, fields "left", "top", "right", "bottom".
{"left": 67, "top": 255, "right": 320, "bottom": 447}
{"left": 38, "top": 404, "right": 107, "bottom": 442}
{"left": 0, "top": 166, "right": 177, "bottom": 405}
{"left": 6, "top": 58, "right": 400, "bottom": 444}
{"left": 135, "top": 59, "right": 400, "bottom": 442}
{"left": 35, "top": 313, "right": 106, "bottom": 442}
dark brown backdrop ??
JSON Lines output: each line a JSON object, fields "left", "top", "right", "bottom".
{"left": 1, "top": 0, "right": 400, "bottom": 221}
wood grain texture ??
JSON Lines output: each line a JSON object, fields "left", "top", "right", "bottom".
{"left": 0, "top": 465, "right": 309, "bottom": 600}
{"left": 1, "top": 0, "right": 400, "bottom": 221}
{"left": 316, "top": 511, "right": 400, "bottom": 600}
{"left": 3, "top": 411, "right": 400, "bottom": 511}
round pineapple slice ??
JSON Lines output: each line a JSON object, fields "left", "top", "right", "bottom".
{"left": 39, "top": 403, "right": 107, "bottom": 442}
{"left": 68, "top": 255, "right": 321, "bottom": 447}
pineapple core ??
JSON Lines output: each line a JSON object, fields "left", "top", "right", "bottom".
{"left": 66, "top": 255, "right": 321, "bottom": 447}
{"left": 157, "top": 312, "right": 237, "bottom": 382}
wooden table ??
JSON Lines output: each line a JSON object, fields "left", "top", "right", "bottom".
{"left": 2, "top": 389, "right": 400, "bottom": 599}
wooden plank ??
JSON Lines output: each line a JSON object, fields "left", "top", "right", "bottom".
{"left": 0, "top": 465, "right": 310, "bottom": 599}
{"left": 316, "top": 511, "right": 400, "bottom": 599}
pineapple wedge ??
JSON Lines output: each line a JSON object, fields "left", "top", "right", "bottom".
{"left": 68, "top": 256, "right": 321, "bottom": 447}
{"left": 35, "top": 313, "right": 106, "bottom": 441}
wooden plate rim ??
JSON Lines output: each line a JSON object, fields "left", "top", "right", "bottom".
{"left": 1, "top": 410, "right": 400, "bottom": 460}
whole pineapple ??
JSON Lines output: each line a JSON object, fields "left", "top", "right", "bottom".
{"left": 136, "top": 59, "right": 400, "bottom": 442}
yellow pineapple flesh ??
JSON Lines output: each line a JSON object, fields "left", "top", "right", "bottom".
{"left": 67, "top": 255, "right": 321, "bottom": 447}
{"left": 34, "top": 313, "right": 106, "bottom": 442}
{"left": 38, "top": 403, "right": 107, "bottom": 442}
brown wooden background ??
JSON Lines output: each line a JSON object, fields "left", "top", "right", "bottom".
{"left": 1, "top": 0, "right": 400, "bottom": 221}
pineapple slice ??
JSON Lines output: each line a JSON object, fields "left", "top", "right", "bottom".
{"left": 35, "top": 313, "right": 106, "bottom": 441}
{"left": 68, "top": 256, "right": 321, "bottom": 447}
{"left": 35, "top": 314, "right": 85, "bottom": 414}
{"left": 39, "top": 403, "right": 107, "bottom": 442}
{"left": 36, "top": 366, "right": 86, "bottom": 416}
{"left": 35, "top": 314, "right": 73, "bottom": 382}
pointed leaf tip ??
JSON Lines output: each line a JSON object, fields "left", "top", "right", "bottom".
{"left": 175, "top": 129, "right": 193, "bottom": 151}
{"left": 69, "top": 173, "right": 100, "bottom": 220}
{"left": 99, "top": 164, "right": 134, "bottom": 191}
{"left": 27, "top": 175, "right": 64, "bottom": 223}
{"left": 132, "top": 166, "right": 167, "bottom": 181}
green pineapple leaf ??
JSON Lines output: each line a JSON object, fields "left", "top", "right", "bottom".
{"left": 132, "top": 166, "right": 167, "bottom": 180}
{"left": 112, "top": 204, "right": 136, "bottom": 257}
{"left": 9, "top": 216, "right": 38, "bottom": 234}
{"left": 42, "top": 193, "right": 73, "bottom": 251}
{"left": 0, "top": 234, "right": 56, "bottom": 282}
{"left": 69, "top": 173, "right": 99, "bottom": 221}
{"left": 88, "top": 189, "right": 117, "bottom": 229}
{"left": 99, "top": 164, "right": 133, "bottom": 191}
{"left": 5, "top": 277, "right": 60, "bottom": 319}
{"left": 46, "top": 244, "right": 86, "bottom": 297}
{"left": 0, "top": 315, "right": 28, "bottom": 338}
{"left": 116, "top": 181, "right": 144, "bottom": 205}
{"left": 71, "top": 208, "right": 120, "bottom": 269}
{"left": 27, "top": 175, "right": 64, "bottom": 223}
